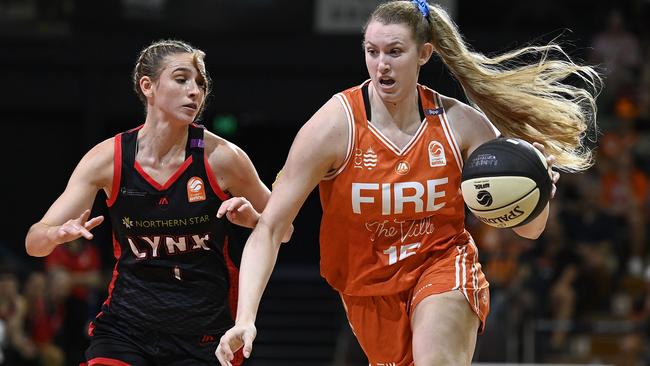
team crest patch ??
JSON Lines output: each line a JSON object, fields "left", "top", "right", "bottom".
{"left": 187, "top": 176, "right": 206, "bottom": 202}
{"left": 354, "top": 147, "right": 378, "bottom": 170}
{"left": 363, "top": 147, "right": 377, "bottom": 170}
{"left": 395, "top": 161, "right": 410, "bottom": 175}
{"left": 428, "top": 141, "right": 446, "bottom": 167}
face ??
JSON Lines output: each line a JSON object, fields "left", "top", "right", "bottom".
{"left": 364, "top": 21, "right": 431, "bottom": 103}
{"left": 143, "top": 53, "right": 206, "bottom": 124}
{"left": 0, "top": 274, "right": 17, "bottom": 298}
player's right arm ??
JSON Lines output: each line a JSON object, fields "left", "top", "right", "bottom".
{"left": 216, "top": 96, "right": 349, "bottom": 365}
{"left": 25, "top": 138, "right": 114, "bottom": 257}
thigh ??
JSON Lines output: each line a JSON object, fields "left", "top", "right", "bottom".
{"left": 410, "top": 242, "right": 489, "bottom": 366}
{"left": 340, "top": 292, "right": 413, "bottom": 366}
{"left": 411, "top": 291, "right": 479, "bottom": 366}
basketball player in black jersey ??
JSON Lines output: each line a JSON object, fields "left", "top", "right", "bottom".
{"left": 25, "top": 39, "right": 290, "bottom": 366}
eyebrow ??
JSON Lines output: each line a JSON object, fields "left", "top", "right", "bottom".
{"left": 364, "top": 40, "right": 405, "bottom": 47}
{"left": 170, "top": 67, "right": 195, "bottom": 74}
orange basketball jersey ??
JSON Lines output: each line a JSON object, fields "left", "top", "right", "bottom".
{"left": 319, "top": 80, "right": 473, "bottom": 296}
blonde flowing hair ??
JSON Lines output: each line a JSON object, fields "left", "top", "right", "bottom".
{"left": 368, "top": 1, "right": 602, "bottom": 172}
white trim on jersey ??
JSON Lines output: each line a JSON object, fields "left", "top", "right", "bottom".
{"left": 435, "top": 94, "right": 464, "bottom": 171}
{"left": 454, "top": 246, "right": 462, "bottom": 290}
{"left": 324, "top": 93, "right": 356, "bottom": 180}
{"left": 470, "top": 239, "right": 480, "bottom": 315}
{"left": 461, "top": 245, "right": 468, "bottom": 301}
{"left": 366, "top": 117, "right": 428, "bottom": 157}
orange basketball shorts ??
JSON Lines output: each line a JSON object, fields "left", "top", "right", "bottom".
{"left": 339, "top": 241, "right": 490, "bottom": 366}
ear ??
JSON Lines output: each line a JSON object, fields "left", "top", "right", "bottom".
{"left": 418, "top": 42, "right": 434, "bottom": 66}
{"left": 139, "top": 76, "right": 154, "bottom": 98}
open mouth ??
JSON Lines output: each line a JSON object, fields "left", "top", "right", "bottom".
{"left": 379, "top": 77, "right": 395, "bottom": 87}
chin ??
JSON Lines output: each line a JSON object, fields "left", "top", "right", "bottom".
{"left": 177, "top": 114, "right": 197, "bottom": 125}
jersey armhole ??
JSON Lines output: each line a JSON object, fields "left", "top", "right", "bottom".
{"left": 323, "top": 93, "right": 355, "bottom": 181}
{"left": 106, "top": 134, "right": 122, "bottom": 207}
{"left": 204, "top": 152, "right": 231, "bottom": 201}
{"left": 435, "top": 93, "right": 464, "bottom": 172}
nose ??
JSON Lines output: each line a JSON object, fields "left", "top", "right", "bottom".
{"left": 188, "top": 80, "right": 201, "bottom": 98}
{"left": 378, "top": 54, "right": 390, "bottom": 73}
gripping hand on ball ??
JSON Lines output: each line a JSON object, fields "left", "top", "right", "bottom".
{"left": 532, "top": 142, "right": 560, "bottom": 199}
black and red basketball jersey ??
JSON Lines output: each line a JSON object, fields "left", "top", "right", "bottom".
{"left": 97, "top": 124, "right": 239, "bottom": 335}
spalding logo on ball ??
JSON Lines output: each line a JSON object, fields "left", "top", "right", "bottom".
{"left": 461, "top": 138, "right": 552, "bottom": 228}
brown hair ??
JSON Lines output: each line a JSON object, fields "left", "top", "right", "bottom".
{"left": 366, "top": 1, "right": 602, "bottom": 172}
{"left": 132, "top": 39, "right": 211, "bottom": 118}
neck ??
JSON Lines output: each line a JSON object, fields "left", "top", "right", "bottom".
{"left": 138, "top": 116, "right": 189, "bottom": 161}
{"left": 369, "top": 83, "right": 421, "bottom": 130}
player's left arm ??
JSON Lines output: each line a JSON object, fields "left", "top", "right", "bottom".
{"left": 440, "top": 95, "right": 499, "bottom": 161}
{"left": 511, "top": 143, "right": 559, "bottom": 239}
{"left": 442, "top": 95, "right": 557, "bottom": 239}
{"left": 207, "top": 136, "right": 293, "bottom": 241}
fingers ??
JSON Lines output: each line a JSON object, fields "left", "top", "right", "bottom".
{"left": 78, "top": 226, "right": 95, "bottom": 240}
{"left": 242, "top": 331, "right": 255, "bottom": 358}
{"left": 78, "top": 209, "right": 91, "bottom": 223}
{"left": 216, "top": 339, "right": 235, "bottom": 366}
{"left": 217, "top": 197, "right": 250, "bottom": 218}
{"left": 215, "top": 343, "right": 233, "bottom": 366}
{"left": 58, "top": 213, "right": 104, "bottom": 242}
{"left": 67, "top": 222, "right": 94, "bottom": 240}
{"left": 85, "top": 215, "right": 105, "bottom": 231}
{"left": 216, "top": 201, "right": 229, "bottom": 218}
{"left": 551, "top": 170, "right": 560, "bottom": 184}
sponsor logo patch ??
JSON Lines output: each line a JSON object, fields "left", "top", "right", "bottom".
{"left": 187, "top": 176, "right": 206, "bottom": 202}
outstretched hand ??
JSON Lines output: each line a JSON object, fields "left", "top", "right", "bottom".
{"left": 49, "top": 209, "right": 104, "bottom": 244}
{"left": 215, "top": 323, "right": 257, "bottom": 366}
{"left": 532, "top": 142, "right": 560, "bottom": 199}
{"left": 217, "top": 197, "right": 260, "bottom": 229}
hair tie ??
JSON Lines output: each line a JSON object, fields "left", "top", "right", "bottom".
{"left": 411, "top": 0, "right": 430, "bottom": 19}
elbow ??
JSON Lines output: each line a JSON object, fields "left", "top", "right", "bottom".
{"left": 280, "top": 224, "right": 294, "bottom": 244}
{"left": 518, "top": 227, "right": 545, "bottom": 240}
{"left": 25, "top": 242, "right": 41, "bottom": 257}
{"left": 512, "top": 220, "right": 547, "bottom": 240}
{"left": 25, "top": 230, "right": 52, "bottom": 257}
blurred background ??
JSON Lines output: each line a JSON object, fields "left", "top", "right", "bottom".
{"left": 1, "top": 0, "right": 649, "bottom": 365}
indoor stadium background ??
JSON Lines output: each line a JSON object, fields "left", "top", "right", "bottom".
{"left": 1, "top": 0, "right": 649, "bottom": 365}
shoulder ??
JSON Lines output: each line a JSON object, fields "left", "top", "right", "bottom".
{"left": 300, "top": 95, "right": 349, "bottom": 142}
{"left": 293, "top": 96, "right": 350, "bottom": 169}
{"left": 439, "top": 94, "right": 499, "bottom": 157}
{"left": 203, "top": 130, "right": 243, "bottom": 164}
{"left": 79, "top": 137, "right": 115, "bottom": 173}
{"left": 202, "top": 129, "right": 253, "bottom": 179}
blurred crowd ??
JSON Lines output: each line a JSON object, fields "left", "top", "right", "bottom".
{"left": 466, "top": 7, "right": 650, "bottom": 365}
{"left": 0, "top": 239, "right": 103, "bottom": 366}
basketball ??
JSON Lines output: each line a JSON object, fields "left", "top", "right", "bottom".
{"left": 461, "top": 138, "right": 552, "bottom": 228}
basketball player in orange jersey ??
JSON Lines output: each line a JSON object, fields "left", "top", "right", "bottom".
{"left": 216, "top": 1, "right": 600, "bottom": 365}
{"left": 25, "top": 39, "right": 291, "bottom": 365}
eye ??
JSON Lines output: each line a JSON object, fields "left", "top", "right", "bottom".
{"left": 390, "top": 48, "right": 402, "bottom": 56}
{"left": 366, "top": 48, "right": 377, "bottom": 56}
{"left": 175, "top": 77, "right": 188, "bottom": 84}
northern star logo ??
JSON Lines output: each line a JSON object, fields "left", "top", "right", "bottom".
{"left": 122, "top": 217, "right": 133, "bottom": 229}
{"left": 121, "top": 215, "right": 211, "bottom": 229}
